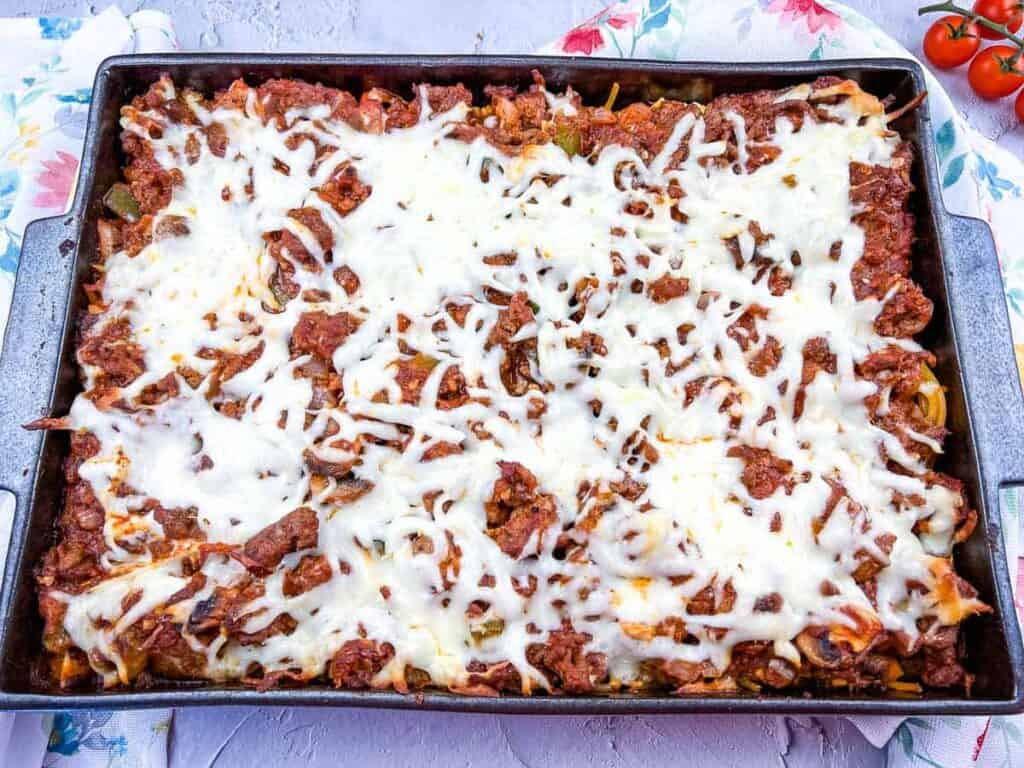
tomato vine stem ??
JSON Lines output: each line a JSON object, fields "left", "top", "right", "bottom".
{"left": 919, "top": 1, "right": 1024, "bottom": 52}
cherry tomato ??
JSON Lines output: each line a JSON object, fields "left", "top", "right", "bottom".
{"left": 1016, "top": 88, "right": 1024, "bottom": 121}
{"left": 972, "top": 0, "right": 1023, "bottom": 39}
{"left": 967, "top": 45, "right": 1024, "bottom": 99}
{"left": 923, "top": 15, "right": 981, "bottom": 69}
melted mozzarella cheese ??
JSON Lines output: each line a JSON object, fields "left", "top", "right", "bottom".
{"left": 57, "top": 80, "right": 965, "bottom": 690}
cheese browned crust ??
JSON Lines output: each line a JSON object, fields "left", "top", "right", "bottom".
{"left": 34, "top": 74, "right": 985, "bottom": 695}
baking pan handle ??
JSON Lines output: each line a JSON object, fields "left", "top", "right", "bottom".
{"left": 943, "top": 213, "right": 1024, "bottom": 486}
{"left": 942, "top": 212, "right": 1024, "bottom": 705}
{"left": 0, "top": 214, "right": 78, "bottom": 507}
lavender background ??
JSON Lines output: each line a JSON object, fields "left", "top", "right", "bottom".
{"left": 5, "top": 0, "right": 1020, "bottom": 764}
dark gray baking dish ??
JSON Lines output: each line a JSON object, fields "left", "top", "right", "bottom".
{"left": 0, "top": 54, "right": 1021, "bottom": 714}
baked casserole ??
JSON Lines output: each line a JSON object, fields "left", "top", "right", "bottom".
{"left": 28, "top": 72, "right": 985, "bottom": 696}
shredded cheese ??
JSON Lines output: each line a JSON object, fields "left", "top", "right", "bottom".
{"left": 58, "top": 79, "right": 971, "bottom": 690}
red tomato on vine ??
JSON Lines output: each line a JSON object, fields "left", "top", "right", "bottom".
{"left": 972, "top": 0, "right": 1024, "bottom": 39}
{"left": 967, "top": 45, "right": 1024, "bottom": 99}
{"left": 924, "top": 15, "right": 982, "bottom": 68}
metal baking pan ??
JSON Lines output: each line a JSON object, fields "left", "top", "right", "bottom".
{"left": 0, "top": 54, "right": 1022, "bottom": 714}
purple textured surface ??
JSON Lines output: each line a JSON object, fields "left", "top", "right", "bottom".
{"left": 170, "top": 708, "right": 884, "bottom": 767}
{"left": 8, "top": 0, "right": 1020, "bottom": 764}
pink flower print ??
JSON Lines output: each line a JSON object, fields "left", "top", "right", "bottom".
{"left": 33, "top": 150, "right": 79, "bottom": 210}
{"left": 561, "top": 25, "right": 605, "bottom": 55}
{"left": 1015, "top": 557, "right": 1024, "bottom": 623}
{"left": 606, "top": 11, "right": 638, "bottom": 30}
{"left": 767, "top": 0, "right": 841, "bottom": 35}
{"left": 973, "top": 717, "right": 991, "bottom": 761}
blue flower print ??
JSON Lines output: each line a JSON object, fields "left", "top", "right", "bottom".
{"left": 54, "top": 88, "right": 91, "bottom": 105}
{"left": 0, "top": 169, "right": 20, "bottom": 274}
{"left": 47, "top": 711, "right": 127, "bottom": 759}
{"left": 975, "top": 153, "right": 1021, "bottom": 202}
{"left": 38, "top": 18, "right": 82, "bottom": 40}
{"left": 0, "top": 169, "right": 18, "bottom": 222}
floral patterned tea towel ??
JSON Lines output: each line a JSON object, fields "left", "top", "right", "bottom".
{"left": 0, "top": 8, "right": 176, "bottom": 768}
